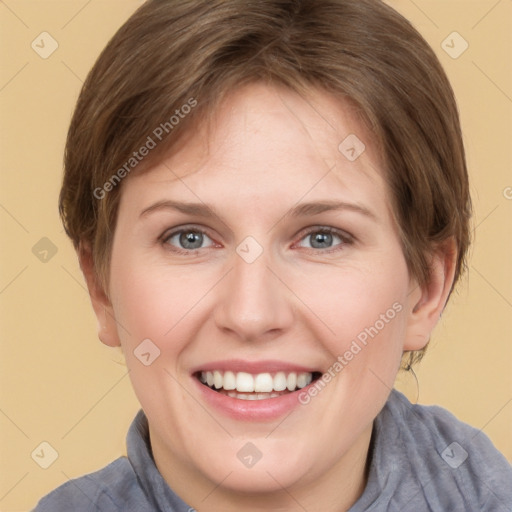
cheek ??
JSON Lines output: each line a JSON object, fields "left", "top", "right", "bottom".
{"left": 109, "top": 250, "right": 210, "bottom": 350}
{"left": 299, "top": 260, "right": 408, "bottom": 335}
{"left": 293, "top": 256, "right": 410, "bottom": 378}
{"left": 108, "top": 253, "right": 208, "bottom": 415}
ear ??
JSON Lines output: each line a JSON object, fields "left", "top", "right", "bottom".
{"left": 78, "top": 243, "right": 121, "bottom": 347}
{"left": 404, "top": 238, "right": 457, "bottom": 351}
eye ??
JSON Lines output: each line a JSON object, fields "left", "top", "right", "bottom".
{"left": 296, "top": 228, "right": 351, "bottom": 251}
{"left": 163, "top": 228, "right": 216, "bottom": 251}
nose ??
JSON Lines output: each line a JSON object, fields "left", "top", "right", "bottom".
{"left": 213, "top": 249, "right": 295, "bottom": 342}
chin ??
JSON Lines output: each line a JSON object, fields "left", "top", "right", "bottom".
{"left": 210, "top": 465, "right": 305, "bottom": 494}
{"left": 191, "top": 440, "right": 318, "bottom": 494}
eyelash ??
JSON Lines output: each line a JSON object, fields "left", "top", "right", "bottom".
{"left": 160, "top": 225, "right": 354, "bottom": 255}
{"left": 295, "top": 226, "right": 354, "bottom": 253}
{"left": 160, "top": 225, "right": 219, "bottom": 255}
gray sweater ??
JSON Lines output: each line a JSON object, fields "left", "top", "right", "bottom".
{"left": 33, "top": 390, "right": 512, "bottom": 511}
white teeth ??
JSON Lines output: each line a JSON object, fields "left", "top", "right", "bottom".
{"left": 297, "top": 373, "right": 312, "bottom": 389}
{"left": 199, "top": 370, "right": 314, "bottom": 396}
{"left": 225, "top": 391, "right": 281, "bottom": 400}
{"left": 287, "top": 372, "right": 297, "bottom": 391}
{"left": 254, "top": 373, "right": 273, "bottom": 393}
{"left": 236, "top": 372, "right": 255, "bottom": 392}
{"left": 273, "top": 372, "right": 287, "bottom": 391}
{"left": 223, "top": 371, "right": 236, "bottom": 390}
{"left": 213, "top": 371, "right": 223, "bottom": 389}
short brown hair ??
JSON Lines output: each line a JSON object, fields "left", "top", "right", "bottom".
{"left": 60, "top": 0, "right": 472, "bottom": 365}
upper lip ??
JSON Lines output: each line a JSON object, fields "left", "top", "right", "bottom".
{"left": 190, "top": 359, "right": 320, "bottom": 375}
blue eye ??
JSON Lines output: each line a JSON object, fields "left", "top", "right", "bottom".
{"left": 161, "top": 226, "right": 351, "bottom": 254}
{"left": 164, "top": 229, "right": 215, "bottom": 251}
{"left": 297, "top": 229, "right": 348, "bottom": 250}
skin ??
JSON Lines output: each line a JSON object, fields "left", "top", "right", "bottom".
{"left": 81, "top": 83, "right": 456, "bottom": 511}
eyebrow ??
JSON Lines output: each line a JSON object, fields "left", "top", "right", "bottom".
{"left": 139, "top": 199, "right": 377, "bottom": 222}
{"left": 286, "top": 200, "right": 377, "bottom": 221}
{"left": 140, "top": 200, "right": 219, "bottom": 219}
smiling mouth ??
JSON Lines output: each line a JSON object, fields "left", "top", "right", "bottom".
{"left": 197, "top": 370, "right": 322, "bottom": 400}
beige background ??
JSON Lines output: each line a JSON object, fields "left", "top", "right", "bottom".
{"left": 0, "top": 0, "right": 511, "bottom": 510}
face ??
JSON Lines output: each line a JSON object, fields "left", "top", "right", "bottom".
{"left": 95, "top": 83, "right": 433, "bottom": 505}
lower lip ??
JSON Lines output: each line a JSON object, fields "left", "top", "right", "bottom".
{"left": 193, "top": 377, "right": 313, "bottom": 421}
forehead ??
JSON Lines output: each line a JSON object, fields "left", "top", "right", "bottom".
{"left": 120, "top": 83, "right": 391, "bottom": 222}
